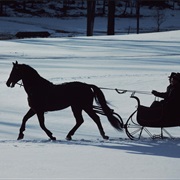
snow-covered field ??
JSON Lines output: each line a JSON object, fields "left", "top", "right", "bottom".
{"left": 1, "top": 16, "right": 180, "bottom": 178}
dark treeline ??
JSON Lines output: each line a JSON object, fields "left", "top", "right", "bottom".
{"left": 0, "top": 0, "right": 179, "bottom": 36}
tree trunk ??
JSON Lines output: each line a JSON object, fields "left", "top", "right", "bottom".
{"left": 0, "top": 2, "right": 3, "bottom": 15}
{"left": 87, "top": 0, "right": 96, "bottom": 36}
{"left": 63, "top": 0, "right": 68, "bottom": 16}
{"left": 136, "top": 0, "right": 140, "bottom": 34}
{"left": 107, "top": 0, "right": 115, "bottom": 35}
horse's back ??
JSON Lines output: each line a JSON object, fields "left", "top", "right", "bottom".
{"left": 55, "top": 82, "right": 93, "bottom": 100}
{"left": 34, "top": 82, "right": 93, "bottom": 111}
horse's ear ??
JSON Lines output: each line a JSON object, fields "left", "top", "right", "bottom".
{"left": 13, "top": 61, "right": 18, "bottom": 66}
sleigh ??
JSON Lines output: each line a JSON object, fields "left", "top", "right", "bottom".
{"left": 124, "top": 93, "right": 180, "bottom": 140}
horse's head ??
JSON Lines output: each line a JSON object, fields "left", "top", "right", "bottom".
{"left": 6, "top": 61, "right": 22, "bottom": 88}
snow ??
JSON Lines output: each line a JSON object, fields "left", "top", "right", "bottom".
{"left": 0, "top": 15, "right": 180, "bottom": 178}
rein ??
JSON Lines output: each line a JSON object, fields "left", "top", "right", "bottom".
{"left": 16, "top": 82, "right": 23, "bottom": 87}
{"left": 15, "top": 81, "right": 151, "bottom": 95}
{"left": 100, "top": 87, "right": 152, "bottom": 95}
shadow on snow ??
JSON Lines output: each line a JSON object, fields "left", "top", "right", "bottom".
{"left": 0, "top": 138, "right": 179, "bottom": 159}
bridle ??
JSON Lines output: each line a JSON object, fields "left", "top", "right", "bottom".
{"left": 16, "top": 81, "right": 24, "bottom": 87}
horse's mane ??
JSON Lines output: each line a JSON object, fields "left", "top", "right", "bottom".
{"left": 21, "top": 64, "right": 53, "bottom": 87}
{"left": 21, "top": 64, "right": 39, "bottom": 76}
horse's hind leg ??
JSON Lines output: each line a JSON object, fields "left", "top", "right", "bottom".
{"left": 37, "top": 112, "right": 56, "bottom": 140}
{"left": 18, "top": 108, "right": 36, "bottom": 140}
{"left": 66, "top": 107, "right": 84, "bottom": 140}
{"left": 85, "top": 108, "right": 109, "bottom": 140}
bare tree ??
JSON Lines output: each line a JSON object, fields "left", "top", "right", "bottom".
{"left": 107, "top": 0, "right": 115, "bottom": 35}
{"left": 87, "top": 0, "right": 96, "bottom": 36}
{"left": 154, "top": 8, "right": 166, "bottom": 32}
{"left": 136, "top": 0, "right": 140, "bottom": 34}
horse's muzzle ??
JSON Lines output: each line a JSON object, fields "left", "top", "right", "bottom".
{"left": 6, "top": 80, "right": 15, "bottom": 88}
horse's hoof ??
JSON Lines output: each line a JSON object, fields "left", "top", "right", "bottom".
{"left": 66, "top": 136, "right": 72, "bottom": 141}
{"left": 51, "top": 137, "right": 56, "bottom": 141}
{"left": 103, "top": 136, "right": 109, "bottom": 140}
{"left": 17, "top": 133, "right": 24, "bottom": 140}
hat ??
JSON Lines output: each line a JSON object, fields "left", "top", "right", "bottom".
{"left": 169, "top": 72, "right": 176, "bottom": 79}
{"left": 173, "top": 73, "right": 180, "bottom": 82}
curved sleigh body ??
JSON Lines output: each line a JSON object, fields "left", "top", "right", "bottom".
{"left": 125, "top": 95, "right": 180, "bottom": 140}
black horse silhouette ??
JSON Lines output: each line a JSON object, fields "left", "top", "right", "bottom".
{"left": 6, "top": 61, "right": 123, "bottom": 140}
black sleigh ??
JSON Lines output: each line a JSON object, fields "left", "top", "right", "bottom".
{"left": 124, "top": 92, "right": 180, "bottom": 140}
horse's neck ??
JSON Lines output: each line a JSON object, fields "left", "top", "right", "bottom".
{"left": 22, "top": 74, "right": 53, "bottom": 95}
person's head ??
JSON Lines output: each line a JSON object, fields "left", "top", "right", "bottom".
{"left": 172, "top": 73, "right": 180, "bottom": 86}
{"left": 169, "top": 72, "right": 176, "bottom": 84}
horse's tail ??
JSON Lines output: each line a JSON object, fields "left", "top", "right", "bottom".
{"left": 90, "top": 85, "right": 123, "bottom": 131}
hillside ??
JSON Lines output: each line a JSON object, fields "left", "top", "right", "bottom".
{"left": 1, "top": 28, "right": 180, "bottom": 179}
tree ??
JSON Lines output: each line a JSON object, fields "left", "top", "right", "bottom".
{"left": 154, "top": 8, "right": 166, "bottom": 32}
{"left": 107, "top": 0, "right": 115, "bottom": 35}
{"left": 87, "top": 0, "right": 96, "bottom": 36}
{"left": 63, "top": 0, "right": 68, "bottom": 16}
{"left": 136, "top": 0, "right": 140, "bottom": 34}
{"left": 0, "top": 1, "right": 3, "bottom": 16}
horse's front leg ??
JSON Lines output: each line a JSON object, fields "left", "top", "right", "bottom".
{"left": 18, "top": 108, "right": 36, "bottom": 140}
{"left": 37, "top": 112, "right": 56, "bottom": 140}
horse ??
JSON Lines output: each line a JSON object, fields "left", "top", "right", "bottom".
{"left": 6, "top": 61, "right": 123, "bottom": 140}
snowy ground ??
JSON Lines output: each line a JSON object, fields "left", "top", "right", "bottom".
{"left": 1, "top": 18, "right": 180, "bottom": 179}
